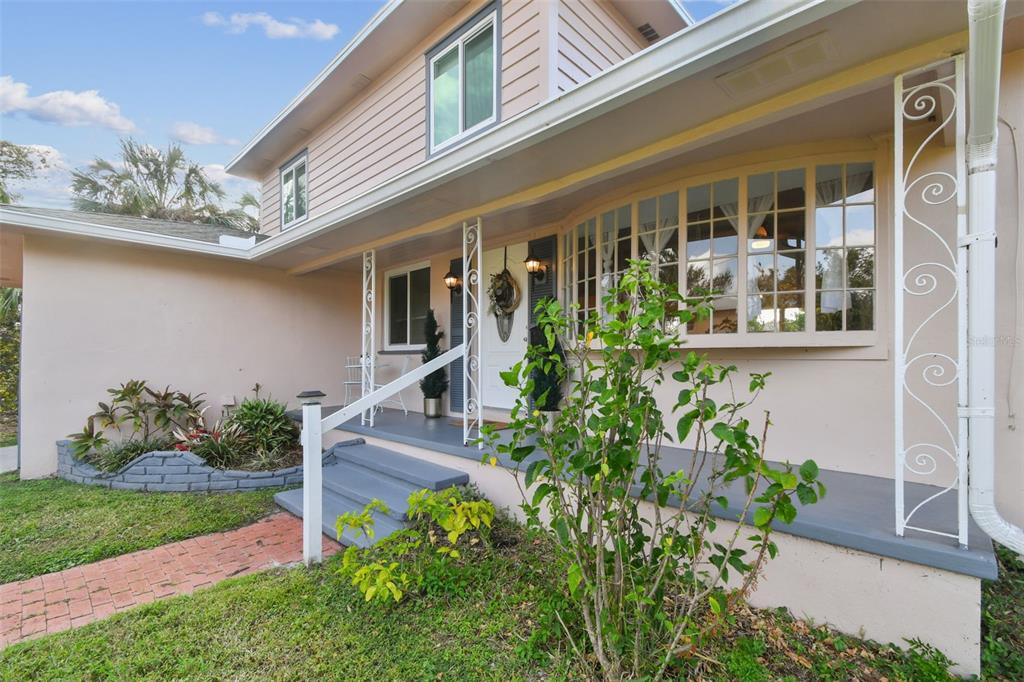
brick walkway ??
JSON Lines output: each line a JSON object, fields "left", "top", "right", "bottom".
{"left": 0, "top": 513, "right": 339, "bottom": 648}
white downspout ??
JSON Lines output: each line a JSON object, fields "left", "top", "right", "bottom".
{"left": 966, "top": 0, "right": 1024, "bottom": 555}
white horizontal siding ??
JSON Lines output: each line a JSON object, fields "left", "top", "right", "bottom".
{"left": 556, "top": 0, "right": 644, "bottom": 93}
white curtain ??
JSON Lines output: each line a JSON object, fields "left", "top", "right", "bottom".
{"left": 815, "top": 174, "right": 844, "bottom": 206}
{"left": 746, "top": 194, "right": 774, "bottom": 234}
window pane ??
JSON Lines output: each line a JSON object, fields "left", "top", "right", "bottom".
{"left": 712, "top": 257, "right": 737, "bottom": 295}
{"left": 777, "top": 251, "right": 804, "bottom": 291}
{"left": 687, "top": 261, "right": 710, "bottom": 295}
{"left": 748, "top": 213, "right": 773, "bottom": 252}
{"left": 432, "top": 47, "right": 460, "bottom": 146}
{"left": 687, "top": 184, "right": 710, "bottom": 222}
{"left": 815, "top": 249, "right": 844, "bottom": 289}
{"left": 778, "top": 292, "right": 805, "bottom": 331}
{"left": 712, "top": 219, "right": 737, "bottom": 256}
{"left": 713, "top": 297, "right": 738, "bottom": 333}
{"left": 846, "top": 163, "right": 874, "bottom": 203}
{"left": 748, "top": 173, "right": 774, "bottom": 213}
{"left": 777, "top": 168, "right": 805, "bottom": 209}
{"left": 847, "top": 247, "right": 874, "bottom": 288}
{"left": 847, "top": 290, "right": 874, "bottom": 330}
{"left": 660, "top": 228, "right": 679, "bottom": 264}
{"left": 713, "top": 178, "right": 738, "bottom": 220}
{"left": 815, "top": 207, "right": 844, "bottom": 247}
{"left": 777, "top": 211, "right": 805, "bottom": 250}
{"left": 389, "top": 274, "right": 409, "bottom": 345}
{"left": 845, "top": 205, "right": 875, "bottom": 246}
{"left": 639, "top": 197, "right": 657, "bottom": 232}
{"left": 816, "top": 291, "right": 843, "bottom": 331}
{"left": 295, "top": 163, "right": 307, "bottom": 219}
{"left": 409, "top": 268, "right": 431, "bottom": 344}
{"left": 687, "top": 223, "right": 711, "bottom": 260}
{"left": 815, "top": 165, "right": 843, "bottom": 206}
{"left": 463, "top": 25, "right": 494, "bottom": 129}
{"left": 748, "top": 254, "right": 774, "bottom": 293}
{"left": 747, "top": 294, "right": 776, "bottom": 333}
{"left": 659, "top": 192, "right": 679, "bottom": 229}
{"left": 282, "top": 170, "right": 294, "bottom": 225}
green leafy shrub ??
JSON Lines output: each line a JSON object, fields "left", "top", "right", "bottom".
{"left": 481, "top": 259, "right": 825, "bottom": 681}
{"left": 68, "top": 379, "right": 206, "bottom": 471}
{"left": 337, "top": 486, "right": 497, "bottom": 604}
{"left": 528, "top": 324, "right": 564, "bottom": 410}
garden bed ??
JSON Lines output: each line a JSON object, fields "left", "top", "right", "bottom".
{"left": 56, "top": 439, "right": 348, "bottom": 493}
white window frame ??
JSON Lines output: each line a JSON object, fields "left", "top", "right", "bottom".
{"left": 384, "top": 261, "right": 432, "bottom": 351}
{"left": 557, "top": 155, "right": 881, "bottom": 350}
{"left": 428, "top": 11, "right": 499, "bottom": 154}
{"left": 280, "top": 153, "right": 308, "bottom": 230}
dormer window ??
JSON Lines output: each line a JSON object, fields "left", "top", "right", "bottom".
{"left": 428, "top": 7, "right": 498, "bottom": 153}
{"left": 280, "top": 153, "right": 308, "bottom": 229}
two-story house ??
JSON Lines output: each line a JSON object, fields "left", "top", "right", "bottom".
{"left": 2, "top": 1, "right": 1022, "bottom": 674}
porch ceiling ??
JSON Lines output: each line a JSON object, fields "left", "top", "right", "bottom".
{"left": 262, "top": 1, "right": 1024, "bottom": 275}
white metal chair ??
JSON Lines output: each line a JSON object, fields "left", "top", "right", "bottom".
{"left": 343, "top": 356, "right": 362, "bottom": 405}
{"left": 375, "top": 355, "right": 409, "bottom": 416}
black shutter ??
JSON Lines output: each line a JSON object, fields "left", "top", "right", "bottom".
{"left": 528, "top": 234, "right": 557, "bottom": 326}
{"left": 449, "top": 258, "right": 464, "bottom": 413}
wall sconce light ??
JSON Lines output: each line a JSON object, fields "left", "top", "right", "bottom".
{"left": 443, "top": 270, "right": 462, "bottom": 294}
{"left": 523, "top": 252, "right": 546, "bottom": 278}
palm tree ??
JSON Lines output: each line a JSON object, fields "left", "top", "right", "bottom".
{"left": 71, "top": 138, "right": 259, "bottom": 232}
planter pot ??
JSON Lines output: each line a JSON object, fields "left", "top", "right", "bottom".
{"left": 540, "top": 409, "right": 561, "bottom": 434}
{"left": 423, "top": 397, "right": 443, "bottom": 418}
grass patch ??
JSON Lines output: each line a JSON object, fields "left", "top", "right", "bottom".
{"left": 0, "top": 432, "right": 15, "bottom": 448}
{"left": 0, "top": 472, "right": 280, "bottom": 583}
{"left": 982, "top": 546, "right": 1024, "bottom": 680}
{"left": 0, "top": 525, "right": 571, "bottom": 682}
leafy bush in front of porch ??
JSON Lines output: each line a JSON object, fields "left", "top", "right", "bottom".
{"left": 336, "top": 485, "right": 502, "bottom": 604}
{"left": 483, "top": 259, "right": 825, "bottom": 681}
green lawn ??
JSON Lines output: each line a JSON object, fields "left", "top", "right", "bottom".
{"left": 0, "top": 472, "right": 281, "bottom": 583}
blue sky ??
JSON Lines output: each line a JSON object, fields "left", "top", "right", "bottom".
{"left": 0, "top": 0, "right": 733, "bottom": 208}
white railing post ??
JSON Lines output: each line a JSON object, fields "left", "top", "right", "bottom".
{"left": 361, "top": 250, "right": 376, "bottom": 427}
{"left": 463, "top": 218, "right": 483, "bottom": 447}
{"left": 298, "top": 390, "right": 325, "bottom": 565}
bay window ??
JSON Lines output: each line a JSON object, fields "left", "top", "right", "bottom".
{"left": 429, "top": 8, "right": 497, "bottom": 152}
{"left": 559, "top": 159, "right": 877, "bottom": 344}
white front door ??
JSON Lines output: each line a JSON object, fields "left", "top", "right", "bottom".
{"left": 482, "top": 242, "right": 529, "bottom": 410}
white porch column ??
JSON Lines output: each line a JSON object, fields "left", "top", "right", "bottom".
{"left": 361, "top": 250, "right": 376, "bottom": 427}
{"left": 463, "top": 219, "right": 483, "bottom": 446}
{"left": 298, "top": 390, "right": 324, "bottom": 565}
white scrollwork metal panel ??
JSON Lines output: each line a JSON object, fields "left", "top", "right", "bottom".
{"left": 894, "top": 55, "right": 968, "bottom": 546}
{"left": 361, "top": 250, "right": 376, "bottom": 427}
{"left": 463, "top": 219, "right": 483, "bottom": 447}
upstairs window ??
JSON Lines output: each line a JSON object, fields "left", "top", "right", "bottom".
{"left": 280, "top": 153, "right": 308, "bottom": 229}
{"left": 386, "top": 264, "right": 431, "bottom": 349}
{"left": 429, "top": 9, "right": 497, "bottom": 152}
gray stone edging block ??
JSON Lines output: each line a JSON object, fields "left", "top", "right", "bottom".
{"left": 53, "top": 438, "right": 363, "bottom": 493}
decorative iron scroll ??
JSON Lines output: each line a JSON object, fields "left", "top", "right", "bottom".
{"left": 893, "top": 56, "right": 968, "bottom": 546}
{"left": 463, "top": 219, "right": 483, "bottom": 447}
{"left": 361, "top": 250, "right": 376, "bottom": 427}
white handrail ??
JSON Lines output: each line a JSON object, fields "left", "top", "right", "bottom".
{"left": 320, "top": 344, "right": 465, "bottom": 432}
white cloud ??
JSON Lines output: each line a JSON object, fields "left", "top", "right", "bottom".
{"left": 201, "top": 11, "right": 338, "bottom": 40}
{"left": 6, "top": 144, "right": 75, "bottom": 208}
{"left": 0, "top": 76, "right": 135, "bottom": 133}
{"left": 170, "top": 121, "right": 239, "bottom": 146}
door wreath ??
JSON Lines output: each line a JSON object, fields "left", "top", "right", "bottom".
{"left": 487, "top": 247, "right": 521, "bottom": 342}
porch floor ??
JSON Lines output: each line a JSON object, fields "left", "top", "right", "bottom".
{"left": 316, "top": 408, "right": 997, "bottom": 580}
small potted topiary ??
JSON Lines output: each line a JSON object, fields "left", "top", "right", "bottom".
{"left": 419, "top": 308, "right": 448, "bottom": 418}
{"left": 529, "top": 325, "right": 565, "bottom": 434}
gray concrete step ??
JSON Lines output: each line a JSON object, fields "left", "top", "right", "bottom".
{"left": 275, "top": 440, "right": 469, "bottom": 547}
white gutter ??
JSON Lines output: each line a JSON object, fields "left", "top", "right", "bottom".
{"left": 966, "top": 0, "right": 1024, "bottom": 555}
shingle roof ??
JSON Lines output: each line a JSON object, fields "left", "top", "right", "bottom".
{"left": 1, "top": 205, "right": 266, "bottom": 245}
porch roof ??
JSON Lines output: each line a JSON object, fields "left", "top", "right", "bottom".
{"left": 327, "top": 409, "right": 997, "bottom": 580}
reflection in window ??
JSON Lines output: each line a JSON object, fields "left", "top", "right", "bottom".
{"left": 430, "top": 13, "right": 496, "bottom": 151}
{"left": 280, "top": 154, "right": 308, "bottom": 228}
{"left": 387, "top": 266, "right": 431, "bottom": 347}
{"left": 600, "top": 205, "right": 632, "bottom": 317}
{"left": 686, "top": 179, "right": 738, "bottom": 334}
{"left": 814, "top": 163, "right": 875, "bottom": 331}
{"left": 638, "top": 192, "right": 680, "bottom": 329}
{"left": 746, "top": 169, "right": 806, "bottom": 332}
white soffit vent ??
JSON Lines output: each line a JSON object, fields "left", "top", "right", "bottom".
{"left": 715, "top": 32, "right": 837, "bottom": 98}
{"left": 637, "top": 22, "right": 660, "bottom": 43}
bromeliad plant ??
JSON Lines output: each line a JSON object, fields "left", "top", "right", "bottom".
{"left": 480, "top": 259, "right": 825, "bottom": 681}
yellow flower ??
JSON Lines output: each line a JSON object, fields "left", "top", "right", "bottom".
{"left": 585, "top": 331, "right": 594, "bottom": 347}
{"left": 488, "top": 456, "right": 498, "bottom": 467}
